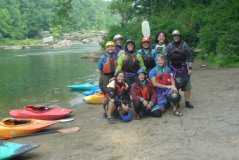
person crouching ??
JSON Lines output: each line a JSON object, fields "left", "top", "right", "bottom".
{"left": 104, "top": 72, "right": 133, "bottom": 124}
{"left": 149, "top": 55, "right": 183, "bottom": 116}
{"left": 131, "top": 68, "right": 161, "bottom": 119}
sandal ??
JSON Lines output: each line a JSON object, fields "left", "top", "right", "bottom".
{"left": 173, "top": 110, "right": 183, "bottom": 117}
{"left": 107, "top": 117, "right": 116, "bottom": 124}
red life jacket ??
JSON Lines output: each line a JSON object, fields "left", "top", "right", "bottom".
{"left": 156, "top": 73, "right": 172, "bottom": 85}
{"left": 140, "top": 85, "right": 150, "bottom": 100}
{"left": 102, "top": 57, "right": 116, "bottom": 74}
{"left": 115, "top": 82, "right": 127, "bottom": 96}
{"left": 134, "top": 81, "right": 152, "bottom": 100}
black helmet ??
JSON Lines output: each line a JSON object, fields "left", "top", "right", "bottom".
{"left": 125, "top": 39, "right": 136, "bottom": 53}
{"left": 167, "top": 91, "right": 181, "bottom": 104}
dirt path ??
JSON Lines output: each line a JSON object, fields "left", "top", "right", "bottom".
{"left": 13, "top": 64, "right": 239, "bottom": 160}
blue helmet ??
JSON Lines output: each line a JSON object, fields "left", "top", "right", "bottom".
{"left": 120, "top": 111, "right": 133, "bottom": 122}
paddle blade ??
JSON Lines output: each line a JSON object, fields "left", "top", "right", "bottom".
{"left": 142, "top": 20, "right": 151, "bottom": 37}
{"left": 58, "top": 127, "right": 80, "bottom": 134}
{"left": 57, "top": 118, "right": 75, "bottom": 123}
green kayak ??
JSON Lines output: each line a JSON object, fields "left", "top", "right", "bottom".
{"left": 0, "top": 141, "right": 39, "bottom": 160}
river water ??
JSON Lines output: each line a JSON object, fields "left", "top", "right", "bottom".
{"left": 0, "top": 43, "right": 100, "bottom": 117}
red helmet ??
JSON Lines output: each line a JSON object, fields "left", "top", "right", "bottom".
{"left": 141, "top": 37, "right": 151, "bottom": 43}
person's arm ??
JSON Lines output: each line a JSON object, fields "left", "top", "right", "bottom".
{"left": 115, "top": 52, "right": 125, "bottom": 74}
{"left": 106, "top": 81, "right": 115, "bottom": 99}
{"left": 183, "top": 42, "right": 193, "bottom": 70}
{"left": 137, "top": 54, "right": 146, "bottom": 70}
{"left": 97, "top": 55, "right": 105, "bottom": 72}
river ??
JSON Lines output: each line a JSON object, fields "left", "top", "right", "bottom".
{"left": 0, "top": 43, "right": 100, "bottom": 117}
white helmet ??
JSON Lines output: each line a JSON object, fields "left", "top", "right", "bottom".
{"left": 172, "top": 30, "right": 181, "bottom": 36}
{"left": 113, "top": 34, "right": 123, "bottom": 41}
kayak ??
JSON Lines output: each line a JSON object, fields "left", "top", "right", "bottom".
{"left": 82, "top": 87, "right": 101, "bottom": 96}
{"left": 83, "top": 93, "right": 105, "bottom": 104}
{"left": 0, "top": 118, "right": 56, "bottom": 140}
{"left": 10, "top": 105, "right": 72, "bottom": 120}
{"left": 0, "top": 141, "right": 39, "bottom": 160}
{"left": 68, "top": 83, "right": 98, "bottom": 91}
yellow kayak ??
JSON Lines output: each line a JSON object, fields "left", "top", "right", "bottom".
{"left": 83, "top": 93, "right": 105, "bottom": 104}
{"left": 0, "top": 118, "right": 56, "bottom": 140}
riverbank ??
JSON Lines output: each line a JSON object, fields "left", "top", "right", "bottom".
{"left": 0, "top": 31, "right": 106, "bottom": 50}
{"left": 10, "top": 62, "right": 239, "bottom": 160}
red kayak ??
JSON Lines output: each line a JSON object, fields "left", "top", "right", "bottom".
{"left": 10, "top": 105, "right": 73, "bottom": 120}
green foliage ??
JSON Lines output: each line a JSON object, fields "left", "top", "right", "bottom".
{"left": 0, "top": 0, "right": 119, "bottom": 40}
{"left": 0, "top": 39, "right": 40, "bottom": 46}
{"left": 105, "top": 0, "right": 239, "bottom": 66}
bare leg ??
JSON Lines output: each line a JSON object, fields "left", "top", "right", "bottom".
{"left": 107, "top": 99, "right": 116, "bottom": 118}
{"left": 184, "top": 90, "right": 194, "bottom": 108}
{"left": 184, "top": 90, "right": 192, "bottom": 102}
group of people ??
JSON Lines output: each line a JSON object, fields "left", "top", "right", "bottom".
{"left": 98, "top": 30, "right": 194, "bottom": 124}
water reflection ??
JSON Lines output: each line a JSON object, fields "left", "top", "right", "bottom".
{"left": 0, "top": 43, "right": 100, "bottom": 117}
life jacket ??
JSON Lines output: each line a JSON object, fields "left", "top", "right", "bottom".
{"left": 115, "top": 81, "right": 128, "bottom": 96}
{"left": 139, "top": 83, "right": 151, "bottom": 100}
{"left": 140, "top": 49, "right": 156, "bottom": 71}
{"left": 156, "top": 73, "right": 172, "bottom": 85}
{"left": 102, "top": 54, "right": 116, "bottom": 74}
{"left": 122, "top": 53, "right": 140, "bottom": 73}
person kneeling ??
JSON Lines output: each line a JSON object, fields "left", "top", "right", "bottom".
{"left": 131, "top": 68, "right": 160, "bottom": 119}
{"left": 104, "top": 72, "right": 133, "bottom": 124}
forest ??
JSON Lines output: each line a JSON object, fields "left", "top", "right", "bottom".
{"left": 0, "top": 0, "right": 118, "bottom": 39}
{"left": 106, "top": 0, "right": 239, "bottom": 66}
{"left": 0, "top": 0, "right": 238, "bottom": 66}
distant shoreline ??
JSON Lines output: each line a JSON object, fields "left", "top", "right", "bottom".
{"left": 0, "top": 31, "right": 106, "bottom": 50}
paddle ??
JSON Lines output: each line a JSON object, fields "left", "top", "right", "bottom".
{"left": 29, "top": 127, "right": 80, "bottom": 137}
{"left": 141, "top": 20, "right": 151, "bottom": 38}
{"left": 56, "top": 117, "right": 75, "bottom": 123}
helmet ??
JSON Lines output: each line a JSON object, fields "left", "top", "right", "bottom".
{"left": 167, "top": 91, "right": 181, "bottom": 104}
{"left": 120, "top": 111, "right": 133, "bottom": 122}
{"left": 105, "top": 41, "right": 115, "bottom": 48}
{"left": 172, "top": 30, "right": 181, "bottom": 36}
{"left": 126, "top": 39, "right": 135, "bottom": 45}
{"left": 137, "top": 68, "right": 146, "bottom": 75}
{"left": 125, "top": 39, "right": 136, "bottom": 53}
{"left": 141, "top": 37, "right": 151, "bottom": 43}
{"left": 113, "top": 34, "right": 123, "bottom": 41}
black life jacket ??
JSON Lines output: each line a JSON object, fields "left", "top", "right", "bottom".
{"left": 141, "top": 49, "right": 156, "bottom": 71}
{"left": 122, "top": 53, "right": 140, "bottom": 73}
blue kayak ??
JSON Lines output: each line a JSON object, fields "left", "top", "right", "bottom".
{"left": 68, "top": 83, "right": 98, "bottom": 91}
{"left": 0, "top": 141, "right": 39, "bottom": 160}
{"left": 82, "top": 87, "right": 101, "bottom": 96}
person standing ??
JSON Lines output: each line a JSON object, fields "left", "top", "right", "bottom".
{"left": 98, "top": 41, "right": 117, "bottom": 93}
{"left": 153, "top": 32, "right": 168, "bottom": 58}
{"left": 166, "top": 30, "right": 194, "bottom": 108}
{"left": 113, "top": 34, "right": 124, "bottom": 56}
{"left": 137, "top": 37, "right": 156, "bottom": 73}
{"left": 116, "top": 39, "right": 145, "bottom": 86}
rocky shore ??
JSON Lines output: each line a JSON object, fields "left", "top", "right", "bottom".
{"left": 0, "top": 30, "right": 106, "bottom": 50}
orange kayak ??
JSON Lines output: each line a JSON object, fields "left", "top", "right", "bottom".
{"left": 83, "top": 93, "right": 105, "bottom": 104}
{"left": 0, "top": 118, "right": 56, "bottom": 140}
